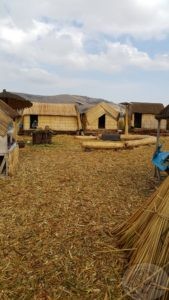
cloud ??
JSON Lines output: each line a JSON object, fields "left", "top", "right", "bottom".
{"left": 0, "top": 0, "right": 169, "bottom": 101}
{"left": 1, "top": 0, "right": 169, "bottom": 39}
{"left": 1, "top": 18, "right": 168, "bottom": 73}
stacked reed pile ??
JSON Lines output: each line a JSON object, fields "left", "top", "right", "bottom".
{"left": 114, "top": 176, "right": 169, "bottom": 299}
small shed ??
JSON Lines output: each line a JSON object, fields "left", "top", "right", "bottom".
{"left": 0, "top": 101, "right": 19, "bottom": 176}
{"left": 129, "top": 102, "right": 166, "bottom": 130}
{"left": 23, "top": 102, "right": 82, "bottom": 132}
{"left": 80, "top": 101, "right": 123, "bottom": 131}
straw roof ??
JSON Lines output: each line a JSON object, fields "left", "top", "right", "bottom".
{"left": 0, "top": 109, "right": 12, "bottom": 137}
{"left": 85, "top": 101, "right": 120, "bottom": 124}
{"left": 0, "top": 89, "right": 32, "bottom": 110}
{"left": 129, "top": 102, "right": 164, "bottom": 115}
{"left": 23, "top": 102, "right": 79, "bottom": 117}
{"left": 0, "top": 100, "right": 20, "bottom": 119}
{"left": 156, "top": 104, "right": 169, "bottom": 120}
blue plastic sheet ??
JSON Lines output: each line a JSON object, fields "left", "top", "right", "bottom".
{"left": 152, "top": 145, "right": 169, "bottom": 171}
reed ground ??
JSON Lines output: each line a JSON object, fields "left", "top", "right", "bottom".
{"left": 0, "top": 135, "right": 169, "bottom": 300}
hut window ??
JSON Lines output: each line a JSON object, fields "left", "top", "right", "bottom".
{"left": 134, "top": 113, "right": 142, "bottom": 128}
{"left": 98, "top": 114, "right": 105, "bottom": 129}
{"left": 30, "top": 115, "right": 38, "bottom": 129}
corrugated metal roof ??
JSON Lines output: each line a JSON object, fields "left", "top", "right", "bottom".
{"left": 156, "top": 105, "right": 169, "bottom": 120}
{"left": 23, "top": 102, "right": 79, "bottom": 117}
{"left": 130, "top": 102, "right": 164, "bottom": 115}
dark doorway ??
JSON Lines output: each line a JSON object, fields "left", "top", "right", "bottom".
{"left": 30, "top": 115, "right": 38, "bottom": 129}
{"left": 134, "top": 113, "right": 142, "bottom": 128}
{"left": 98, "top": 114, "right": 105, "bottom": 129}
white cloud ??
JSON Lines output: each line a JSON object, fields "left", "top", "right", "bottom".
{"left": 1, "top": 0, "right": 169, "bottom": 39}
{"left": 1, "top": 16, "right": 169, "bottom": 74}
{"left": 0, "top": 0, "right": 169, "bottom": 100}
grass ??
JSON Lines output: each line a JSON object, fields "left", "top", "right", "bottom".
{"left": 0, "top": 135, "right": 169, "bottom": 300}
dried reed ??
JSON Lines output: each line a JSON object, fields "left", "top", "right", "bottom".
{"left": 114, "top": 176, "right": 169, "bottom": 300}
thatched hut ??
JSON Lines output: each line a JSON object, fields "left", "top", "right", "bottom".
{"left": 0, "top": 100, "right": 19, "bottom": 176}
{"left": 0, "top": 89, "right": 32, "bottom": 111}
{"left": 156, "top": 104, "right": 169, "bottom": 121}
{"left": 129, "top": 102, "right": 166, "bottom": 130}
{"left": 80, "top": 101, "right": 124, "bottom": 132}
{"left": 22, "top": 102, "right": 82, "bottom": 133}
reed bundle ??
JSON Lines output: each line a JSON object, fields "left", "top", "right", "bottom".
{"left": 121, "top": 134, "right": 148, "bottom": 141}
{"left": 114, "top": 176, "right": 169, "bottom": 299}
{"left": 125, "top": 136, "right": 156, "bottom": 148}
{"left": 82, "top": 140, "right": 125, "bottom": 150}
{"left": 75, "top": 135, "right": 97, "bottom": 140}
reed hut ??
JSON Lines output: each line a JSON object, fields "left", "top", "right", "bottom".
{"left": 22, "top": 102, "right": 82, "bottom": 133}
{"left": 80, "top": 101, "right": 123, "bottom": 132}
{"left": 129, "top": 102, "right": 166, "bottom": 130}
{"left": 0, "top": 89, "right": 32, "bottom": 111}
{"left": 0, "top": 100, "right": 19, "bottom": 176}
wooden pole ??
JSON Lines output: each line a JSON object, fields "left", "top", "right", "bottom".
{"left": 156, "top": 119, "right": 161, "bottom": 150}
{"left": 155, "top": 119, "right": 161, "bottom": 179}
{"left": 125, "top": 104, "right": 129, "bottom": 135}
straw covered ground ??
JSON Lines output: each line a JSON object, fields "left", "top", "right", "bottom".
{"left": 0, "top": 135, "right": 169, "bottom": 300}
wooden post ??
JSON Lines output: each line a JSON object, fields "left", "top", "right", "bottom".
{"left": 125, "top": 104, "right": 129, "bottom": 135}
{"left": 156, "top": 119, "right": 161, "bottom": 149}
{"left": 155, "top": 119, "right": 161, "bottom": 179}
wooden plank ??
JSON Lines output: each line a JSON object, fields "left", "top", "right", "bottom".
{"left": 0, "top": 157, "right": 6, "bottom": 174}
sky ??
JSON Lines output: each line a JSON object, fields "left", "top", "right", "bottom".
{"left": 0, "top": 0, "right": 169, "bottom": 104}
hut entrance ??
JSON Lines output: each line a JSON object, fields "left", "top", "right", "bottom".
{"left": 98, "top": 114, "right": 105, "bottom": 129}
{"left": 134, "top": 113, "right": 142, "bottom": 128}
{"left": 30, "top": 115, "right": 38, "bottom": 129}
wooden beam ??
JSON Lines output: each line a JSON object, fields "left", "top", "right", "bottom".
{"left": 0, "top": 157, "right": 6, "bottom": 174}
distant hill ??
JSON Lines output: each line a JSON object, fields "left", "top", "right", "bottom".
{"left": 17, "top": 93, "right": 108, "bottom": 105}
{"left": 15, "top": 92, "right": 125, "bottom": 114}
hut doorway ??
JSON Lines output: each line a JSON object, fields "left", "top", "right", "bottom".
{"left": 30, "top": 115, "right": 38, "bottom": 129}
{"left": 134, "top": 113, "right": 142, "bottom": 128}
{"left": 98, "top": 114, "right": 105, "bottom": 129}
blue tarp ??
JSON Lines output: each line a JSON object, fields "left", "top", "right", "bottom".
{"left": 152, "top": 146, "right": 169, "bottom": 171}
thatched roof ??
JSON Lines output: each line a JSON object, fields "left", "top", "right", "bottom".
{"left": 84, "top": 101, "right": 121, "bottom": 125}
{"left": 156, "top": 105, "right": 169, "bottom": 120}
{"left": 23, "top": 102, "right": 79, "bottom": 117}
{"left": 130, "top": 102, "right": 164, "bottom": 115}
{"left": 79, "top": 101, "right": 125, "bottom": 116}
{"left": 0, "top": 109, "right": 12, "bottom": 137}
{"left": 0, "top": 89, "right": 32, "bottom": 110}
{"left": 0, "top": 100, "right": 20, "bottom": 119}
